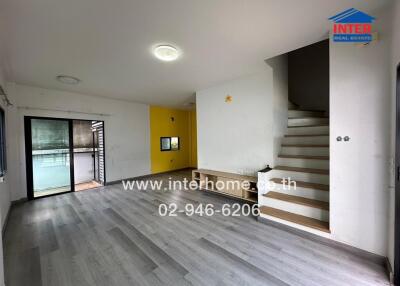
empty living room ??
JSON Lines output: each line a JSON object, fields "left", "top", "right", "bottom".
{"left": 0, "top": 0, "right": 399, "bottom": 285}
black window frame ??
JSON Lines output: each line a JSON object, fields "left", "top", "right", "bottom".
{"left": 160, "top": 136, "right": 180, "bottom": 151}
{"left": 0, "top": 107, "right": 6, "bottom": 177}
{"left": 24, "top": 116, "right": 106, "bottom": 200}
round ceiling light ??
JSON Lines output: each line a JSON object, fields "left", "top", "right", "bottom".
{"left": 56, "top": 75, "right": 81, "bottom": 85}
{"left": 153, "top": 45, "right": 179, "bottom": 62}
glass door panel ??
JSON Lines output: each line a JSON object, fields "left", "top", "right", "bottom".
{"left": 30, "top": 118, "right": 72, "bottom": 198}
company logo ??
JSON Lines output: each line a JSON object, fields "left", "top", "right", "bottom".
{"left": 329, "top": 8, "right": 375, "bottom": 42}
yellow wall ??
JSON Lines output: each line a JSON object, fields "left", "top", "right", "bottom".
{"left": 189, "top": 110, "right": 197, "bottom": 168}
{"left": 150, "top": 106, "right": 197, "bottom": 173}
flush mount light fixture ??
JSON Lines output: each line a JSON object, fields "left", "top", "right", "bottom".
{"left": 153, "top": 45, "right": 179, "bottom": 62}
{"left": 56, "top": 75, "right": 81, "bottom": 85}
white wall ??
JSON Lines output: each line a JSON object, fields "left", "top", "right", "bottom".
{"left": 7, "top": 83, "right": 151, "bottom": 201}
{"left": 330, "top": 7, "right": 392, "bottom": 256}
{"left": 266, "top": 55, "right": 289, "bottom": 165}
{"left": 388, "top": 0, "right": 400, "bottom": 270}
{"left": 196, "top": 68, "right": 286, "bottom": 176}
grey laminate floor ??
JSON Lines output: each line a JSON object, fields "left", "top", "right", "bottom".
{"left": 4, "top": 170, "right": 389, "bottom": 286}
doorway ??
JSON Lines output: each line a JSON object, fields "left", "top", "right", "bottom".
{"left": 24, "top": 116, "right": 105, "bottom": 199}
{"left": 73, "top": 120, "right": 105, "bottom": 191}
{"left": 395, "top": 64, "right": 400, "bottom": 284}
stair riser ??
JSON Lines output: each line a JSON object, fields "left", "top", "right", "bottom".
{"left": 277, "top": 157, "right": 329, "bottom": 169}
{"left": 267, "top": 185, "right": 329, "bottom": 202}
{"left": 261, "top": 196, "right": 329, "bottom": 222}
{"left": 288, "top": 110, "right": 325, "bottom": 118}
{"left": 281, "top": 146, "right": 329, "bottom": 156}
{"left": 269, "top": 170, "right": 329, "bottom": 184}
{"left": 282, "top": 136, "right": 329, "bottom": 145}
{"left": 288, "top": 118, "right": 329, "bottom": 127}
{"left": 287, "top": 125, "right": 329, "bottom": 135}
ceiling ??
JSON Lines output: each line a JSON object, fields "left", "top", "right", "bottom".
{"left": 0, "top": 0, "right": 391, "bottom": 107}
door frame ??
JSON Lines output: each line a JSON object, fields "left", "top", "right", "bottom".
{"left": 24, "top": 116, "right": 106, "bottom": 200}
{"left": 24, "top": 116, "right": 75, "bottom": 200}
{"left": 395, "top": 64, "right": 400, "bottom": 284}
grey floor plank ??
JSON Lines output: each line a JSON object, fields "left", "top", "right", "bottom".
{"left": 103, "top": 208, "right": 189, "bottom": 277}
{"left": 107, "top": 227, "right": 158, "bottom": 275}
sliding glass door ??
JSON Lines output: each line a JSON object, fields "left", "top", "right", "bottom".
{"left": 25, "top": 117, "right": 74, "bottom": 198}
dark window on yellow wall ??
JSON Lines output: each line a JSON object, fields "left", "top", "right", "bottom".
{"left": 160, "top": 137, "right": 180, "bottom": 151}
{"left": 160, "top": 137, "right": 171, "bottom": 151}
{"left": 0, "top": 108, "right": 6, "bottom": 177}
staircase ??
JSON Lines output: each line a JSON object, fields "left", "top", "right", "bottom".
{"left": 258, "top": 104, "right": 330, "bottom": 234}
